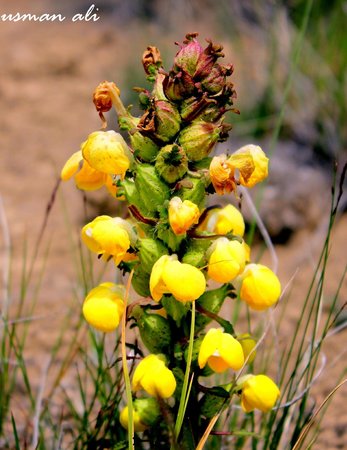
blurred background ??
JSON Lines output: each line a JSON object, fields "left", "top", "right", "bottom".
{"left": 0, "top": 0, "right": 346, "bottom": 448}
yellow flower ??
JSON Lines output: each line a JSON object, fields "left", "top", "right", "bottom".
{"left": 82, "top": 282, "right": 125, "bottom": 332}
{"left": 61, "top": 149, "right": 120, "bottom": 196}
{"left": 237, "top": 333, "right": 257, "bottom": 364}
{"left": 240, "top": 264, "right": 281, "bottom": 311}
{"left": 227, "top": 144, "right": 268, "bottom": 188}
{"left": 132, "top": 354, "right": 176, "bottom": 398}
{"left": 240, "top": 374, "right": 280, "bottom": 413}
{"left": 198, "top": 328, "right": 244, "bottom": 373}
{"left": 82, "top": 130, "right": 130, "bottom": 178}
{"left": 81, "top": 216, "right": 135, "bottom": 265}
{"left": 209, "top": 154, "right": 236, "bottom": 195}
{"left": 119, "top": 398, "right": 161, "bottom": 432}
{"left": 150, "top": 255, "right": 206, "bottom": 303}
{"left": 209, "top": 146, "right": 268, "bottom": 194}
{"left": 207, "top": 237, "right": 246, "bottom": 283}
{"left": 120, "top": 406, "right": 147, "bottom": 432}
{"left": 168, "top": 197, "right": 200, "bottom": 235}
{"left": 207, "top": 204, "right": 245, "bottom": 237}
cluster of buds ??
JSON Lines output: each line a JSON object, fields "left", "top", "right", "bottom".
{"left": 61, "top": 33, "right": 281, "bottom": 446}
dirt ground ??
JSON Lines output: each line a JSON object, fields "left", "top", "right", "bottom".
{"left": 0, "top": 10, "right": 346, "bottom": 450}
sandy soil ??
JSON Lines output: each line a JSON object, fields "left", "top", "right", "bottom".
{"left": 0, "top": 12, "right": 346, "bottom": 449}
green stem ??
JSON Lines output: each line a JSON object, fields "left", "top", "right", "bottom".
{"left": 174, "top": 301, "right": 196, "bottom": 445}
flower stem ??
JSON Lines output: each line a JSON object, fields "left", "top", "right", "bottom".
{"left": 121, "top": 270, "right": 135, "bottom": 450}
{"left": 107, "top": 82, "right": 137, "bottom": 128}
{"left": 173, "top": 301, "right": 196, "bottom": 445}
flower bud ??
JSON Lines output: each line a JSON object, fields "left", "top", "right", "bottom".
{"left": 137, "top": 309, "right": 172, "bottom": 354}
{"left": 142, "top": 46, "right": 162, "bottom": 76}
{"left": 82, "top": 131, "right": 130, "bottom": 178}
{"left": 120, "top": 398, "right": 160, "bottom": 431}
{"left": 138, "top": 238, "right": 169, "bottom": 274}
{"left": 238, "top": 374, "right": 280, "bottom": 413}
{"left": 195, "top": 285, "right": 229, "bottom": 330}
{"left": 163, "top": 70, "right": 195, "bottom": 102}
{"left": 207, "top": 204, "right": 245, "bottom": 237}
{"left": 155, "top": 144, "right": 188, "bottom": 183}
{"left": 239, "top": 264, "right": 281, "bottom": 311}
{"left": 201, "top": 63, "right": 233, "bottom": 94}
{"left": 168, "top": 197, "right": 200, "bottom": 235}
{"left": 130, "top": 131, "right": 159, "bottom": 162}
{"left": 179, "top": 95, "right": 216, "bottom": 122}
{"left": 138, "top": 100, "right": 181, "bottom": 143}
{"left": 207, "top": 237, "right": 246, "bottom": 283}
{"left": 195, "top": 38, "right": 225, "bottom": 79}
{"left": 227, "top": 144, "right": 268, "bottom": 188}
{"left": 174, "top": 33, "right": 203, "bottom": 76}
{"left": 132, "top": 354, "right": 176, "bottom": 398}
{"left": 178, "top": 121, "right": 224, "bottom": 161}
{"left": 150, "top": 255, "right": 206, "bottom": 303}
{"left": 237, "top": 333, "right": 257, "bottom": 364}
{"left": 135, "top": 164, "right": 170, "bottom": 215}
{"left": 82, "top": 282, "right": 125, "bottom": 332}
{"left": 198, "top": 328, "right": 244, "bottom": 373}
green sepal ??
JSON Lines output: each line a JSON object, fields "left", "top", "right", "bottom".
{"left": 131, "top": 265, "right": 151, "bottom": 297}
{"left": 130, "top": 132, "right": 159, "bottom": 162}
{"left": 199, "top": 385, "right": 232, "bottom": 419}
{"left": 135, "top": 164, "right": 170, "bottom": 215}
{"left": 161, "top": 295, "right": 190, "bottom": 326}
{"left": 136, "top": 309, "right": 172, "bottom": 354}
{"left": 195, "top": 285, "right": 229, "bottom": 331}
{"left": 177, "top": 176, "right": 206, "bottom": 209}
{"left": 133, "top": 397, "right": 161, "bottom": 426}
{"left": 138, "top": 238, "right": 169, "bottom": 274}
{"left": 181, "top": 239, "right": 210, "bottom": 268}
{"left": 156, "top": 222, "right": 185, "bottom": 252}
{"left": 120, "top": 178, "right": 152, "bottom": 217}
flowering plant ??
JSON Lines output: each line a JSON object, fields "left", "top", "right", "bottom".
{"left": 61, "top": 33, "right": 281, "bottom": 449}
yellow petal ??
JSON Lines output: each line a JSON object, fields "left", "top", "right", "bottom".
{"left": 241, "top": 375, "right": 280, "bottom": 412}
{"left": 208, "top": 238, "right": 246, "bottom": 283}
{"left": 120, "top": 406, "right": 147, "bottom": 432}
{"left": 81, "top": 216, "right": 131, "bottom": 265}
{"left": 240, "top": 264, "right": 281, "bottom": 311}
{"left": 132, "top": 354, "right": 176, "bottom": 398}
{"left": 228, "top": 145, "right": 268, "bottom": 188}
{"left": 75, "top": 160, "right": 107, "bottom": 190}
{"left": 163, "top": 260, "right": 206, "bottom": 302}
{"left": 82, "top": 130, "right": 130, "bottom": 177}
{"left": 207, "top": 355, "right": 230, "bottom": 373}
{"left": 209, "top": 154, "right": 236, "bottom": 195}
{"left": 60, "top": 150, "right": 83, "bottom": 181}
{"left": 149, "top": 255, "right": 174, "bottom": 302}
{"left": 198, "top": 328, "right": 222, "bottom": 369}
{"left": 219, "top": 333, "right": 244, "bottom": 371}
{"left": 211, "top": 204, "right": 245, "bottom": 237}
{"left": 82, "top": 282, "right": 125, "bottom": 332}
{"left": 168, "top": 197, "right": 200, "bottom": 235}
